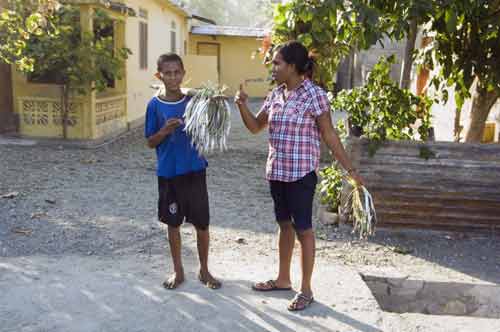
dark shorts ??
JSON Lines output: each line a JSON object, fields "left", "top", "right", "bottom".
{"left": 158, "top": 170, "right": 209, "bottom": 230}
{"left": 269, "top": 171, "right": 318, "bottom": 231}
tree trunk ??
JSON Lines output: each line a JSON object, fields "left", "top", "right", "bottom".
{"left": 400, "top": 19, "right": 418, "bottom": 90}
{"left": 465, "top": 84, "right": 499, "bottom": 143}
{"left": 453, "top": 107, "right": 463, "bottom": 142}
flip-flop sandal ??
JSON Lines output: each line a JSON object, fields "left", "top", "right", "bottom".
{"left": 252, "top": 279, "right": 292, "bottom": 292}
{"left": 287, "top": 292, "right": 314, "bottom": 311}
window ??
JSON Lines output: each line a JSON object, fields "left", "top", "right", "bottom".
{"left": 170, "top": 31, "right": 176, "bottom": 53}
{"left": 170, "top": 20, "right": 177, "bottom": 53}
{"left": 139, "top": 21, "right": 148, "bottom": 69}
{"left": 139, "top": 8, "right": 148, "bottom": 70}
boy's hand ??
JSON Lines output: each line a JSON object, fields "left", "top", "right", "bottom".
{"left": 234, "top": 84, "right": 248, "bottom": 106}
{"left": 160, "top": 118, "right": 183, "bottom": 135}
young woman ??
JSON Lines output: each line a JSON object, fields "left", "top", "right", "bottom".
{"left": 235, "top": 41, "right": 363, "bottom": 311}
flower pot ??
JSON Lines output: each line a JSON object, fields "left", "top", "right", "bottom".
{"left": 318, "top": 205, "right": 339, "bottom": 225}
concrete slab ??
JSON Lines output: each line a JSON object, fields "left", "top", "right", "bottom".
{"left": 0, "top": 137, "right": 37, "bottom": 146}
{"left": 0, "top": 254, "right": 383, "bottom": 332}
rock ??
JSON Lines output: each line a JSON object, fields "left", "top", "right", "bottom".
{"left": 388, "top": 245, "right": 413, "bottom": 255}
{"left": 45, "top": 199, "right": 56, "bottom": 205}
{"left": 80, "top": 158, "right": 97, "bottom": 164}
{"left": 2, "top": 192, "right": 19, "bottom": 199}
{"left": 235, "top": 237, "right": 247, "bottom": 245}
{"left": 11, "top": 228, "right": 32, "bottom": 236}
{"left": 31, "top": 212, "right": 48, "bottom": 219}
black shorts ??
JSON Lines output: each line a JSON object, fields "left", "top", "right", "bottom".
{"left": 158, "top": 170, "right": 209, "bottom": 230}
{"left": 269, "top": 171, "right": 318, "bottom": 231}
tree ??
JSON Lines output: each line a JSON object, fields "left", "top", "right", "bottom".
{"left": 422, "top": 0, "right": 500, "bottom": 142}
{"left": 365, "top": 1, "right": 433, "bottom": 89}
{"left": 272, "top": 0, "right": 500, "bottom": 143}
{"left": 184, "top": 0, "right": 274, "bottom": 27}
{"left": 272, "top": 0, "right": 387, "bottom": 92}
{"left": 0, "top": 0, "right": 131, "bottom": 138}
{"left": 332, "top": 56, "right": 432, "bottom": 154}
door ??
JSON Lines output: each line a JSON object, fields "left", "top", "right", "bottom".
{"left": 197, "top": 42, "right": 220, "bottom": 78}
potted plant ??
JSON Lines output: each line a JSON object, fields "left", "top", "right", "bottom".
{"left": 317, "top": 163, "right": 343, "bottom": 225}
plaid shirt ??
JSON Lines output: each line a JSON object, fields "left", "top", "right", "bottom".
{"left": 261, "top": 79, "right": 330, "bottom": 182}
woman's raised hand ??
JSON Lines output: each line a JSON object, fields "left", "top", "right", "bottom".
{"left": 234, "top": 83, "right": 248, "bottom": 106}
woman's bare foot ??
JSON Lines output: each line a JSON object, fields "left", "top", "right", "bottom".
{"left": 162, "top": 272, "right": 185, "bottom": 290}
{"left": 198, "top": 270, "right": 221, "bottom": 289}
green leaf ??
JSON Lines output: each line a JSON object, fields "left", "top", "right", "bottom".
{"left": 444, "top": 10, "right": 457, "bottom": 33}
{"left": 298, "top": 33, "right": 313, "bottom": 47}
{"left": 25, "top": 13, "right": 42, "bottom": 33}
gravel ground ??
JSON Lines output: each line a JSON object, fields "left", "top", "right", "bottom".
{"left": 1, "top": 101, "right": 499, "bottom": 284}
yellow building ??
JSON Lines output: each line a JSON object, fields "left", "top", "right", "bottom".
{"left": 0, "top": 0, "right": 270, "bottom": 142}
{"left": 189, "top": 25, "right": 270, "bottom": 98}
{"left": 125, "top": 0, "right": 192, "bottom": 130}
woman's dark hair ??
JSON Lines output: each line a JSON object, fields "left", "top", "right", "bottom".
{"left": 276, "top": 41, "right": 315, "bottom": 78}
{"left": 157, "top": 53, "right": 184, "bottom": 71}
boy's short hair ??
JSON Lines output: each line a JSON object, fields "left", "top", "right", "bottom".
{"left": 157, "top": 53, "right": 184, "bottom": 71}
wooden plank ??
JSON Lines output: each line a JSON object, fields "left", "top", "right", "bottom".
{"left": 372, "top": 193, "right": 500, "bottom": 210}
{"left": 374, "top": 202, "right": 500, "bottom": 217}
{"left": 345, "top": 138, "right": 500, "bottom": 231}
{"left": 376, "top": 213, "right": 500, "bottom": 227}
{"left": 375, "top": 222, "right": 499, "bottom": 232}
{"left": 375, "top": 208, "right": 500, "bottom": 222}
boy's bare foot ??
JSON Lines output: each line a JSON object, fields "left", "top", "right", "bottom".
{"left": 198, "top": 270, "right": 221, "bottom": 289}
{"left": 162, "top": 272, "right": 185, "bottom": 290}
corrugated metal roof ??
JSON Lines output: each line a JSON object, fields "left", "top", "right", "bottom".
{"left": 191, "top": 25, "right": 268, "bottom": 38}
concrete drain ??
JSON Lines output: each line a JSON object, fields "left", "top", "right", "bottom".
{"left": 361, "top": 274, "right": 500, "bottom": 319}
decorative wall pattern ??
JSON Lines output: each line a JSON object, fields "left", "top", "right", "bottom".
{"left": 95, "top": 97, "right": 126, "bottom": 125}
{"left": 20, "top": 98, "right": 80, "bottom": 127}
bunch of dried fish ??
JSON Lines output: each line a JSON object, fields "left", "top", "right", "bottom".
{"left": 341, "top": 177, "right": 377, "bottom": 240}
{"left": 183, "top": 83, "right": 231, "bottom": 154}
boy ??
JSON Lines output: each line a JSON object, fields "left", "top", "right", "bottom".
{"left": 145, "top": 53, "right": 221, "bottom": 290}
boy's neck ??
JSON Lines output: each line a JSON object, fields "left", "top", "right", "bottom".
{"left": 160, "top": 87, "right": 184, "bottom": 102}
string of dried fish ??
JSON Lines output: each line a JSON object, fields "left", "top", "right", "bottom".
{"left": 183, "top": 83, "right": 231, "bottom": 154}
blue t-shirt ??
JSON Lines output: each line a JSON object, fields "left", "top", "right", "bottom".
{"left": 145, "top": 95, "right": 207, "bottom": 179}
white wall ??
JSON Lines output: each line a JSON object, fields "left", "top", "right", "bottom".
{"left": 355, "top": 37, "right": 406, "bottom": 87}
{"left": 125, "top": 0, "right": 189, "bottom": 124}
{"left": 426, "top": 85, "right": 500, "bottom": 142}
